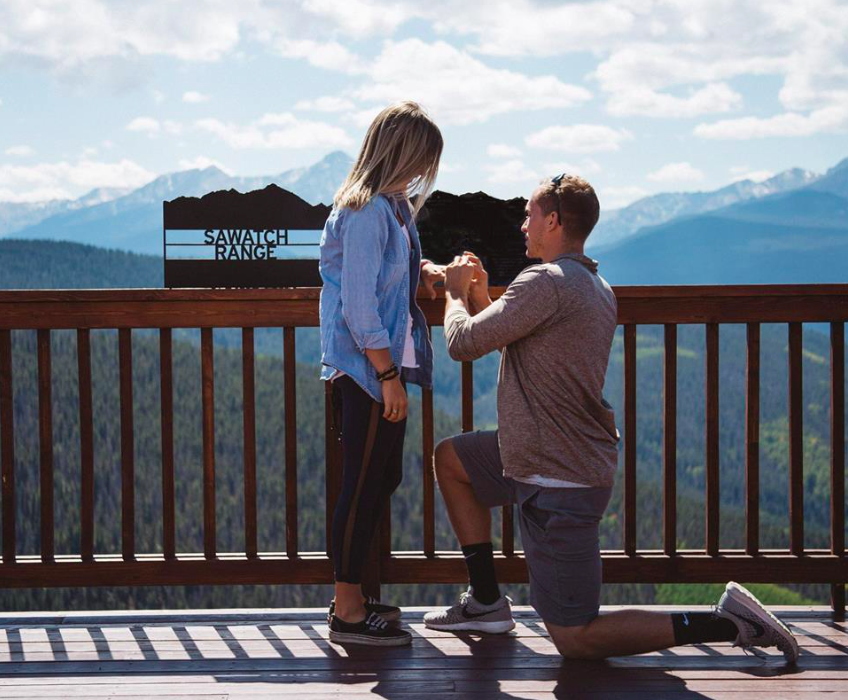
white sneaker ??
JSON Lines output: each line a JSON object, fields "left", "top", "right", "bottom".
{"left": 423, "top": 589, "right": 515, "bottom": 634}
{"left": 714, "top": 581, "right": 799, "bottom": 663}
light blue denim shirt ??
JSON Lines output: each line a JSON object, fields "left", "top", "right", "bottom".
{"left": 319, "top": 193, "right": 433, "bottom": 402}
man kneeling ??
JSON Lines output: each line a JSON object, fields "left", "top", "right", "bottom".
{"left": 424, "top": 174, "right": 798, "bottom": 663}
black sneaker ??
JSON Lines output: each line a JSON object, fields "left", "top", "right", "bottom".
{"left": 328, "top": 611, "right": 412, "bottom": 647}
{"left": 328, "top": 596, "right": 401, "bottom": 623}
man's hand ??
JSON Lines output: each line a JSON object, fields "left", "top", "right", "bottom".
{"left": 463, "top": 251, "right": 492, "bottom": 314}
{"left": 420, "top": 261, "right": 445, "bottom": 300}
{"left": 444, "top": 255, "right": 476, "bottom": 299}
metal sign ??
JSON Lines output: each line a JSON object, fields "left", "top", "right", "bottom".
{"left": 163, "top": 184, "right": 330, "bottom": 288}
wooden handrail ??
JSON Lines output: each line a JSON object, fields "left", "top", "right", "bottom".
{"left": 0, "top": 285, "right": 844, "bottom": 619}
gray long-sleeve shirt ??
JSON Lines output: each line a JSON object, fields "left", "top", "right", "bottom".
{"left": 445, "top": 254, "right": 620, "bottom": 487}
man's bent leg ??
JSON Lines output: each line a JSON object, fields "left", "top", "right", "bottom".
{"left": 545, "top": 611, "right": 675, "bottom": 660}
{"left": 433, "top": 437, "right": 491, "bottom": 545}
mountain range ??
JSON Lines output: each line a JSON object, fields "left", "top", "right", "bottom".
{"left": 0, "top": 151, "right": 353, "bottom": 256}
{"left": 1, "top": 151, "right": 846, "bottom": 285}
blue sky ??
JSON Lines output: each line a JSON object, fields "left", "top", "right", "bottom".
{"left": 0, "top": 0, "right": 846, "bottom": 209}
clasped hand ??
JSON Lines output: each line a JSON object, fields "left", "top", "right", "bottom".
{"left": 445, "top": 251, "right": 490, "bottom": 311}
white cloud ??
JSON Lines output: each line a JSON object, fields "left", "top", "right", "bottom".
{"left": 600, "top": 185, "right": 649, "bottom": 210}
{"left": 126, "top": 116, "right": 160, "bottom": 133}
{"left": 0, "top": 158, "right": 155, "bottom": 202}
{"left": 126, "top": 117, "right": 182, "bottom": 136}
{"left": 196, "top": 113, "right": 353, "bottom": 150}
{"left": 483, "top": 159, "right": 538, "bottom": 184}
{"left": 299, "top": 0, "right": 416, "bottom": 38}
{"left": 647, "top": 161, "right": 705, "bottom": 184}
{"left": 178, "top": 156, "right": 232, "bottom": 174}
{"left": 350, "top": 39, "right": 591, "bottom": 126}
{"left": 5, "top": 145, "right": 34, "bottom": 157}
{"left": 607, "top": 82, "right": 742, "bottom": 118}
{"left": 694, "top": 105, "right": 848, "bottom": 139}
{"left": 182, "top": 90, "right": 210, "bottom": 103}
{"left": 487, "top": 144, "right": 522, "bottom": 159}
{"left": 729, "top": 166, "right": 774, "bottom": 183}
{"left": 294, "top": 96, "right": 356, "bottom": 112}
{"left": 276, "top": 39, "right": 367, "bottom": 75}
{"left": 526, "top": 124, "right": 631, "bottom": 154}
{"left": 543, "top": 158, "right": 603, "bottom": 177}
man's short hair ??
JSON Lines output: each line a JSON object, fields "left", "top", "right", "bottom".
{"left": 534, "top": 174, "right": 600, "bottom": 242}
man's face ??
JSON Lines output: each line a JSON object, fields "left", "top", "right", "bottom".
{"left": 521, "top": 193, "right": 549, "bottom": 259}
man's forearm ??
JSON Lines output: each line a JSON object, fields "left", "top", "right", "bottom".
{"left": 444, "top": 289, "right": 469, "bottom": 322}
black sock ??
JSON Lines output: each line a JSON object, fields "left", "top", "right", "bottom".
{"left": 461, "top": 542, "right": 500, "bottom": 605}
{"left": 672, "top": 612, "right": 739, "bottom": 645}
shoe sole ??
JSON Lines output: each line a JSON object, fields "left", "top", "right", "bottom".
{"left": 328, "top": 630, "right": 411, "bottom": 646}
{"left": 723, "top": 582, "right": 799, "bottom": 662}
{"left": 423, "top": 619, "right": 516, "bottom": 634}
{"left": 328, "top": 608, "right": 401, "bottom": 623}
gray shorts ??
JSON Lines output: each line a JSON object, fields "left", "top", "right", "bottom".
{"left": 452, "top": 430, "right": 612, "bottom": 628}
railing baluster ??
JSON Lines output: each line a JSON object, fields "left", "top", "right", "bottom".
{"left": 283, "top": 327, "right": 298, "bottom": 558}
{"left": 422, "top": 337, "right": 435, "bottom": 558}
{"left": 201, "top": 327, "right": 216, "bottom": 559}
{"left": 623, "top": 324, "right": 637, "bottom": 556}
{"left": 242, "top": 328, "right": 257, "bottom": 559}
{"left": 746, "top": 323, "right": 760, "bottom": 556}
{"left": 118, "top": 328, "right": 134, "bottom": 561}
{"left": 37, "top": 329, "right": 54, "bottom": 563}
{"left": 830, "top": 322, "right": 845, "bottom": 619}
{"left": 461, "top": 361, "right": 473, "bottom": 433}
{"left": 663, "top": 324, "right": 677, "bottom": 557}
{"left": 705, "top": 323, "right": 720, "bottom": 556}
{"left": 324, "top": 381, "right": 341, "bottom": 558}
{"left": 0, "top": 330, "right": 15, "bottom": 564}
{"left": 788, "top": 322, "right": 804, "bottom": 556}
{"left": 77, "top": 329, "right": 94, "bottom": 562}
{"left": 160, "top": 329, "right": 175, "bottom": 560}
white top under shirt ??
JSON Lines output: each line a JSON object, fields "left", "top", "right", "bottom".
{"left": 331, "top": 224, "right": 417, "bottom": 382}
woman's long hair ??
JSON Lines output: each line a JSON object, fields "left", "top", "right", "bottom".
{"left": 334, "top": 101, "right": 443, "bottom": 217}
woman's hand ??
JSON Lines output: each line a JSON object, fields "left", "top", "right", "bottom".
{"left": 382, "top": 377, "right": 408, "bottom": 422}
{"left": 420, "top": 261, "right": 445, "bottom": 299}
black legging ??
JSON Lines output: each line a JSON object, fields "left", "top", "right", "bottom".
{"left": 331, "top": 375, "right": 406, "bottom": 584}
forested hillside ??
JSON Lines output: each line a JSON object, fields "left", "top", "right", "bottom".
{"left": 0, "top": 240, "right": 843, "bottom": 610}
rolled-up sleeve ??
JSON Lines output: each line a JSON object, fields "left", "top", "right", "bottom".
{"left": 445, "top": 266, "right": 558, "bottom": 360}
{"left": 340, "top": 202, "right": 391, "bottom": 351}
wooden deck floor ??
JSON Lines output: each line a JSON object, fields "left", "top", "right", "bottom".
{"left": 0, "top": 606, "right": 844, "bottom": 699}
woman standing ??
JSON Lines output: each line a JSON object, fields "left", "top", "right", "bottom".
{"left": 318, "top": 101, "right": 444, "bottom": 646}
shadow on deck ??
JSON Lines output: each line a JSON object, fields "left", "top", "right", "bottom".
{"left": 0, "top": 606, "right": 845, "bottom": 698}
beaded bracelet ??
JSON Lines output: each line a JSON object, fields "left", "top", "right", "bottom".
{"left": 376, "top": 364, "right": 400, "bottom": 382}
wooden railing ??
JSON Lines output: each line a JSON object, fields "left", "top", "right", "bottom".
{"left": 0, "top": 286, "right": 845, "bottom": 617}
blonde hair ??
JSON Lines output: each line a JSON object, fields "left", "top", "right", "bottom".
{"left": 334, "top": 101, "right": 443, "bottom": 217}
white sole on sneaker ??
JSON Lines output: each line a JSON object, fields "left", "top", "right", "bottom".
{"left": 724, "top": 582, "right": 799, "bottom": 662}
{"left": 423, "top": 619, "right": 515, "bottom": 634}
{"left": 328, "top": 630, "right": 411, "bottom": 646}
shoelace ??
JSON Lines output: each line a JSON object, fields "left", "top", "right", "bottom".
{"left": 365, "top": 612, "right": 388, "bottom": 630}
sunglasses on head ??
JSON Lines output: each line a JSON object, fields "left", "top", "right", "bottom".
{"left": 551, "top": 173, "right": 566, "bottom": 186}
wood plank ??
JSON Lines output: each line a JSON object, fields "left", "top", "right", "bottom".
{"left": 705, "top": 323, "right": 720, "bottom": 557}
{"left": 663, "top": 324, "right": 677, "bottom": 557}
{"left": 159, "top": 329, "right": 176, "bottom": 561}
{"left": 77, "top": 329, "right": 94, "bottom": 562}
{"left": 746, "top": 323, "right": 760, "bottom": 556}
{"left": 0, "top": 330, "right": 15, "bottom": 564}
{"left": 788, "top": 322, "right": 804, "bottom": 556}
{"left": 37, "top": 329, "right": 54, "bottom": 563}
{"left": 200, "top": 328, "right": 216, "bottom": 560}
{"left": 623, "top": 324, "right": 637, "bottom": 556}
{"left": 242, "top": 329, "right": 257, "bottom": 560}
{"left": 283, "top": 327, "right": 297, "bottom": 559}
{"left": 118, "top": 328, "right": 134, "bottom": 561}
